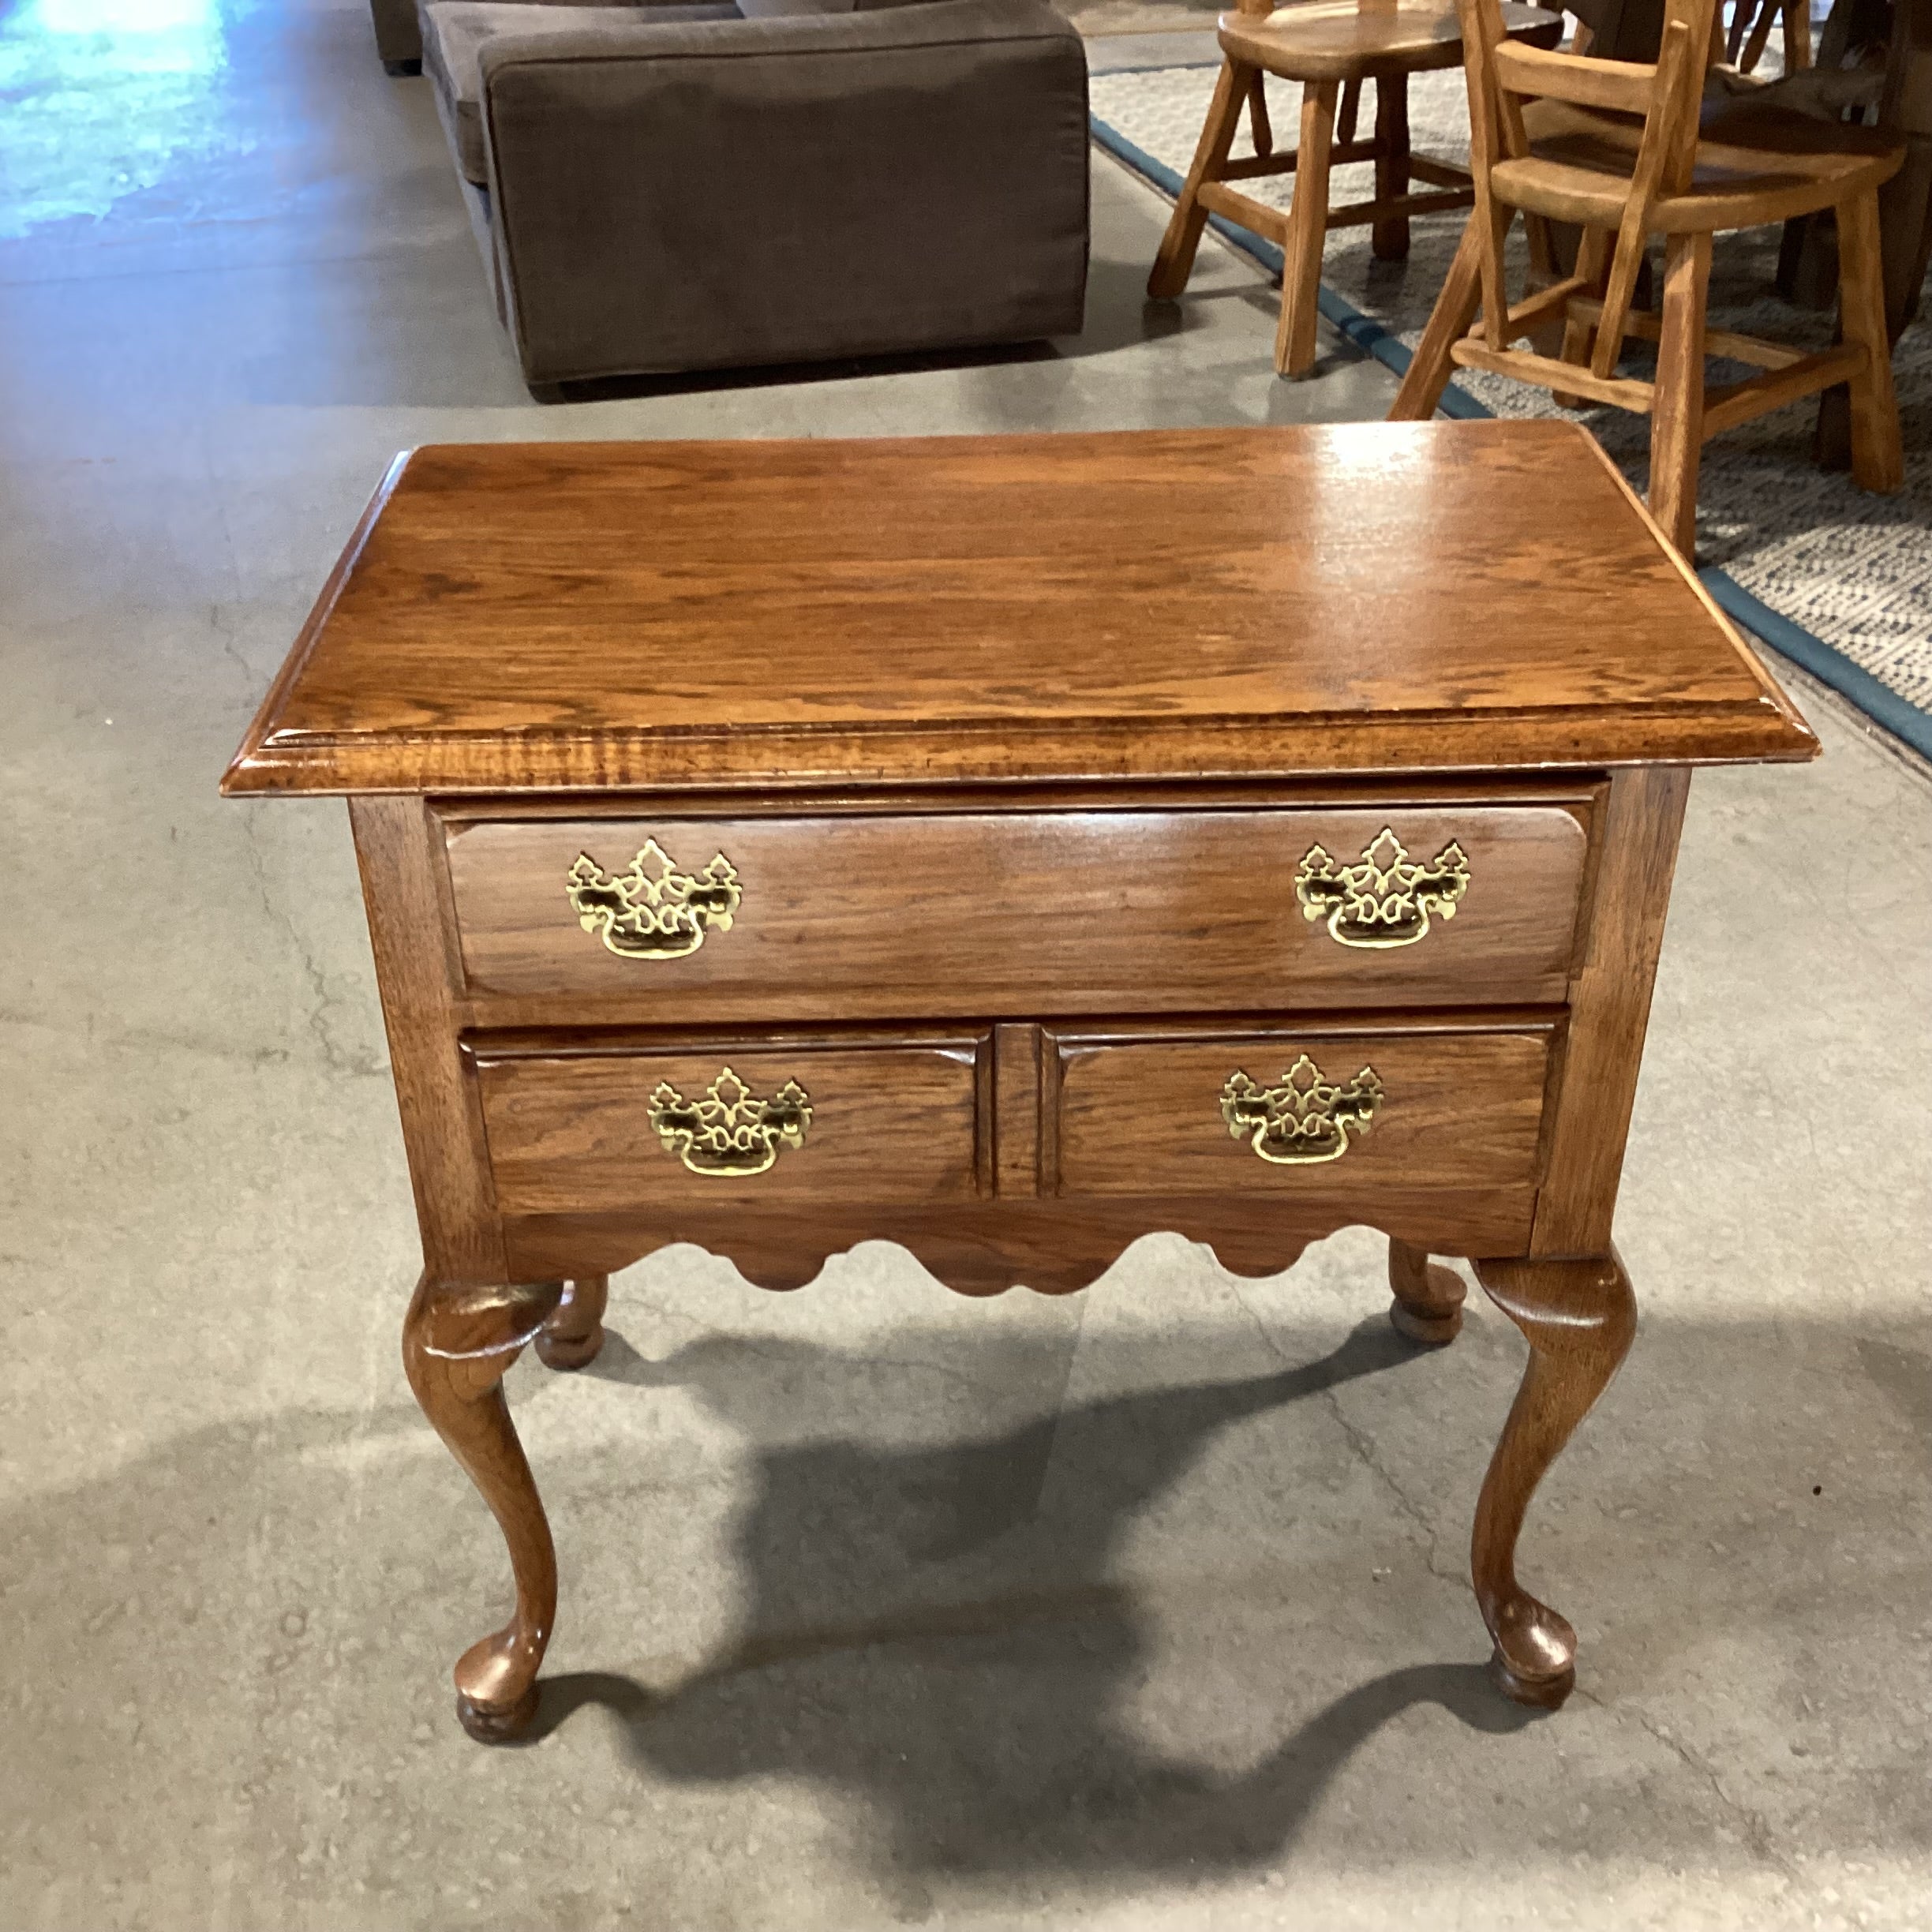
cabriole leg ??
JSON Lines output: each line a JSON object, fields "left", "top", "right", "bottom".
{"left": 1470, "top": 1253, "right": 1637, "bottom": 1709}
{"left": 402, "top": 1275, "right": 565, "bottom": 1742}
{"left": 537, "top": 1273, "right": 609, "bottom": 1371}
{"left": 1387, "top": 1238, "right": 1466, "bottom": 1344}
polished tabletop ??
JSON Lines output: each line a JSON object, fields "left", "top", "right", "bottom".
{"left": 223, "top": 421, "right": 1815, "bottom": 796}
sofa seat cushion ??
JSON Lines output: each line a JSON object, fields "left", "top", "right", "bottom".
{"left": 422, "top": 2, "right": 741, "bottom": 183}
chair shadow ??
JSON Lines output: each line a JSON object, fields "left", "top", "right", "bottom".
{"left": 511, "top": 1316, "right": 1542, "bottom": 1879}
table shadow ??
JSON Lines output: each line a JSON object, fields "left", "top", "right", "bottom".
{"left": 513, "top": 1316, "right": 1542, "bottom": 1880}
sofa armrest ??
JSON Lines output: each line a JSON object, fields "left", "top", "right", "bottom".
{"left": 475, "top": 0, "right": 1089, "bottom": 383}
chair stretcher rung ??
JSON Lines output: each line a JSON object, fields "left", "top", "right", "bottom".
{"left": 1216, "top": 139, "right": 1382, "bottom": 180}
{"left": 1452, "top": 339, "right": 1657, "bottom": 411}
{"left": 1567, "top": 299, "right": 1816, "bottom": 372}
{"left": 1327, "top": 189, "right": 1475, "bottom": 228}
{"left": 1702, "top": 348, "right": 1867, "bottom": 436}
{"left": 1196, "top": 182, "right": 1291, "bottom": 241}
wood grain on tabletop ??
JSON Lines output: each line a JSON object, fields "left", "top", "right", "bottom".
{"left": 221, "top": 423, "right": 1816, "bottom": 796}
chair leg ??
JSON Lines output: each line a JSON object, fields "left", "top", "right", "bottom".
{"left": 1783, "top": 0, "right": 1811, "bottom": 70}
{"left": 1590, "top": 219, "right": 1651, "bottom": 380}
{"left": 1149, "top": 58, "right": 1252, "bottom": 301}
{"left": 1554, "top": 227, "right": 1610, "bottom": 407}
{"left": 1520, "top": 217, "right": 1563, "bottom": 358}
{"left": 1649, "top": 231, "right": 1711, "bottom": 560}
{"left": 1338, "top": 77, "right": 1363, "bottom": 146}
{"left": 1524, "top": 215, "right": 1557, "bottom": 283}
{"left": 1725, "top": 0, "right": 1747, "bottom": 62}
{"left": 1835, "top": 185, "right": 1905, "bottom": 494}
{"left": 1276, "top": 79, "right": 1340, "bottom": 377}
{"left": 1248, "top": 70, "right": 1273, "bottom": 158}
{"left": 1390, "top": 212, "right": 1483, "bottom": 420}
{"left": 1372, "top": 73, "right": 1412, "bottom": 261}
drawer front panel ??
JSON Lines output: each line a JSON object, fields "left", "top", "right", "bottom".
{"left": 473, "top": 1033, "right": 990, "bottom": 1214}
{"left": 1046, "top": 1022, "right": 1552, "bottom": 1203}
{"left": 443, "top": 804, "right": 1592, "bottom": 1018}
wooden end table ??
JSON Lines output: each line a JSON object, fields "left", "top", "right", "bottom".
{"left": 223, "top": 422, "right": 1815, "bottom": 1742}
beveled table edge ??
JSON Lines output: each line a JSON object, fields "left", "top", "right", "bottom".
{"left": 219, "top": 713, "right": 1818, "bottom": 796}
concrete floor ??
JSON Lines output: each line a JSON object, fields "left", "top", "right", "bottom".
{"left": 4, "top": 2, "right": 1932, "bottom": 1928}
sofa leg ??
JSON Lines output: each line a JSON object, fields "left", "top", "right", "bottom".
{"left": 383, "top": 58, "right": 422, "bottom": 77}
{"left": 526, "top": 381, "right": 571, "bottom": 405}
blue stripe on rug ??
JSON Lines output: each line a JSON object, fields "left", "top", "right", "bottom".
{"left": 1091, "top": 112, "right": 1932, "bottom": 761}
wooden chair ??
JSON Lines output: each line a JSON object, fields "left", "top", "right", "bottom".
{"left": 1726, "top": 0, "right": 1812, "bottom": 73}
{"left": 1148, "top": 0, "right": 1565, "bottom": 376}
{"left": 1390, "top": 0, "right": 1904, "bottom": 554}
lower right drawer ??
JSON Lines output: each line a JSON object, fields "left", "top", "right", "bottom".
{"left": 1044, "top": 1019, "right": 1554, "bottom": 1210}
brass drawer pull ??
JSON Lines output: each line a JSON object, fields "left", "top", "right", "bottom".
{"left": 1296, "top": 828, "right": 1470, "bottom": 949}
{"left": 566, "top": 839, "right": 741, "bottom": 960}
{"left": 648, "top": 1068, "right": 811, "bottom": 1177}
{"left": 1221, "top": 1054, "right": 1383, "bottom": 1165}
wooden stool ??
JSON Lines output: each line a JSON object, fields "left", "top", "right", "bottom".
{"left": 1148, "top": 0, "right": 1564, "bottom": 376}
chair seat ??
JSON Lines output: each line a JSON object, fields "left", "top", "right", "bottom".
{"left": 1217, "top": 0, "right": 1561, "bottom": 80}
{"left": 1492, "top": 95, "right": 1903, "bottom": 234}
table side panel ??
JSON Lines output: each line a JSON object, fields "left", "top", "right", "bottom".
{"left": 1530, "top": 763, "right": 1691, "bottom": 1255}
{"left": 350, "top": 794, "right": 507, "bottom": 1283}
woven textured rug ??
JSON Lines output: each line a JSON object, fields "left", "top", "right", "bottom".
{"left": 1091, "top": 63, "right": 1932, "bottom": 755}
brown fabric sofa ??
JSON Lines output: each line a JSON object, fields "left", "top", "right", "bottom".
{"left": 412, "top": 0, "right": 1090, "bottom": 392}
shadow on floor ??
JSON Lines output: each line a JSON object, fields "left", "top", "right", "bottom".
{"left": 10, "top": 1297, "right": 1932, "bottom": 1915}
{"left": 535, "top": 1657, "right": 1530, "bottom": 1870}
{"left": 505, "top": 1317, "right": 1542, "bottom": 1879}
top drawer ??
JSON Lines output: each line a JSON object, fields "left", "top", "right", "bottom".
{"left": 440, "top": 799, "right": 1593, "bottom": 1020}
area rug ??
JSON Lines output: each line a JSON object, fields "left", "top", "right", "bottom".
{"left": 1090, "top": 63, "right": 1932, "bottom": 757}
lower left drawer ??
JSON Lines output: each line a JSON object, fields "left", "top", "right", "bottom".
{"left": 468, "top": 1030, "right": 993, "bottom": 1212}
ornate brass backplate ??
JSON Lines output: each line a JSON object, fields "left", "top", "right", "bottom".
{"left": 1220, "top": 1054, "right": 1383, "bottom": 1165}
{"left": 647, "top": 1067, "right": 812, "bottom": 1178}
{"left": 1294, "top": 828, "right": 1470, "bottom": 949}
{"left": 566, "top": 839, "right": 742, "bottom": 960}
